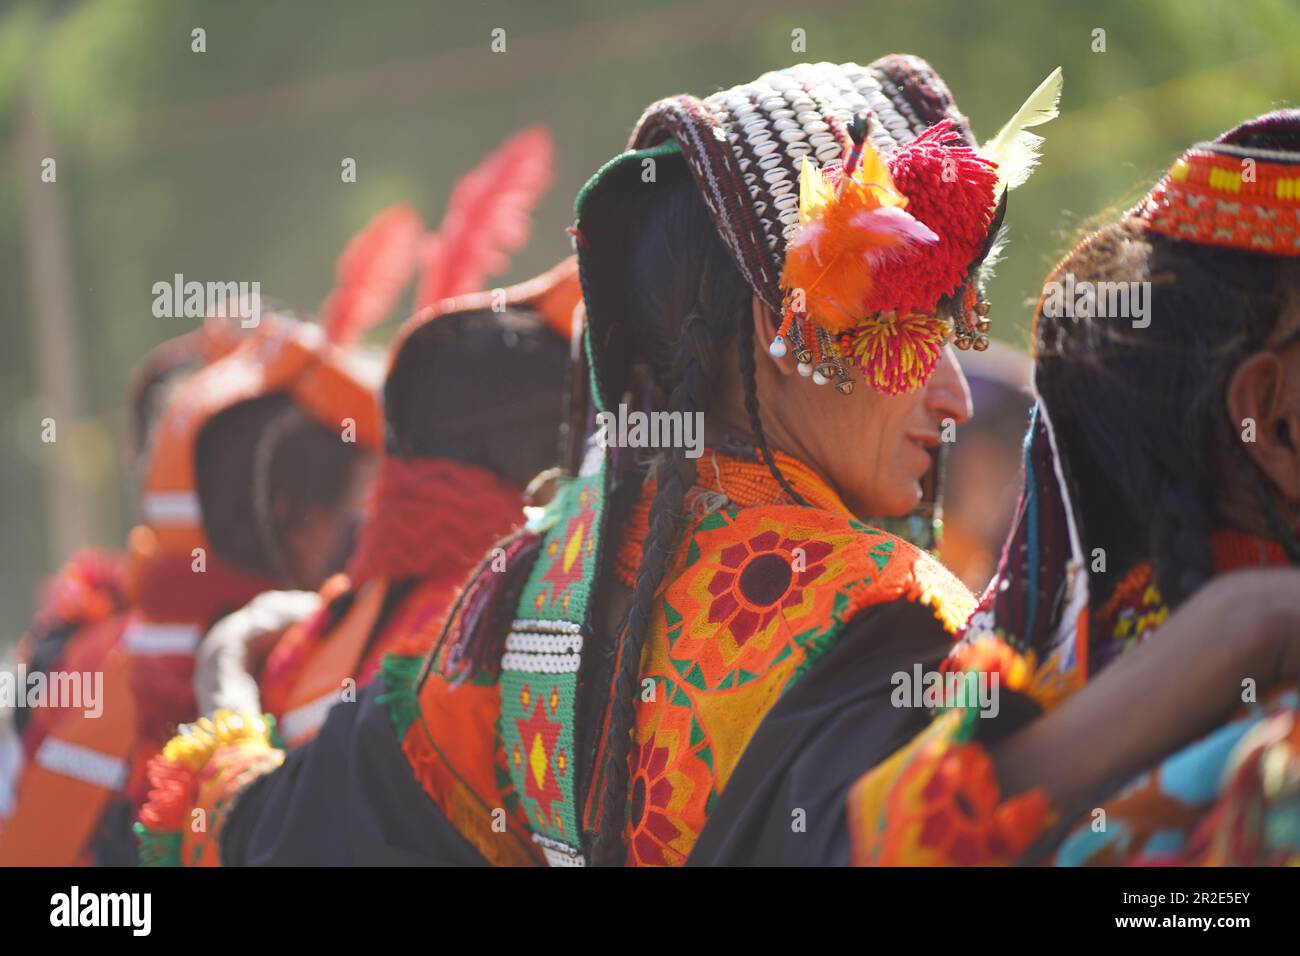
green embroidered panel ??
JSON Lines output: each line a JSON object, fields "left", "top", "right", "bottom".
{"left": 500, "top": 469, "right": 607, "bottom": 862}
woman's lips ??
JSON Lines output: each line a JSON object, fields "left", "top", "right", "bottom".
{"left": 904, "top": 433, "right": 938, "bottom": 479}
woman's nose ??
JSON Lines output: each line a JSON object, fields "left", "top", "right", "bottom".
{"left": 924, "top": 345, "right": 973, "bottom": 427}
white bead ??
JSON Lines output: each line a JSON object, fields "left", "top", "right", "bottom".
{"left": 768, "top": 335, "right": 787, "bottom": 358}
{"left": 812, "top": 369, "right": 830, "bottom": 385}
{"left": 797, "top": 362, "right": 813, "bottom": 377}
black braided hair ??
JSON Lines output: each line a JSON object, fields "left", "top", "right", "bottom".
{"left": 588, "top": 159, "right": 763, "bottom": 864}
{"left": 736, "top": 304, "right": 809, "bottom": 507}
{"left": 1035, "top": 122, "right": 1300, "bottom": 610}
{"left": 592, "top": 314, "right": 716, "bottom": 864}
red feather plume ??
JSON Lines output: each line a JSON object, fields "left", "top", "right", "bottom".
{"left": 416, "top": 126, "right": 554, "bottom": 308}
{"left": 320, "top": 203, "right": 424, "bottom": 346}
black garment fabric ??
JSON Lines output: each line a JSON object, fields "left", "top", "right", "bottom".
{"left": 222, "top": 599, "right": 954, "bottom": 866}
{"left": 687, "top": 599, "right": 955, "bottom": 866}
{"left": 90, "top": 798, "right": 140, "bottom": 866}
{"left": 220, "top": 677, "right": 486, "bottom": 866}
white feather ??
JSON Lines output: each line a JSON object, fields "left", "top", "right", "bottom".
{"left": 981, "top": 67, "right": 1063, "bottom": 194}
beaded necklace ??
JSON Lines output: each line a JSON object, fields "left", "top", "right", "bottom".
{"left": 1091, "top": 528, "right": 1291, "bottom": 670}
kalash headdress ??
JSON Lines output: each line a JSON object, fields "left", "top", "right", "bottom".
{"left": 576, "top": 56, "right": 1061, "bottom": 401}
{"left": 943, "top": 114, "right": 1300, "bottom": 812}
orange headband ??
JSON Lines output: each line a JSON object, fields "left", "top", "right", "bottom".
{"left": 1133, "top": 144, "right": 1300, "bottom": 256}
{"left": 142, "top": 315, "right": 380, "bottom": 555}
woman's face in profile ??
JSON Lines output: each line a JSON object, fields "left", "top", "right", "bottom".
{"left": 828, "top": 345, "right": 973, "bottom": 517}
{"left": 753, "top": 318, "right": 973, "bottom": 519}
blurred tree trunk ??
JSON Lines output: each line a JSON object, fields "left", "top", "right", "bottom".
{"left": 17, "top": 84, "right": 94, "bottom": 561}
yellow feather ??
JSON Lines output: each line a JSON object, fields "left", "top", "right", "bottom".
{"left": 981, "top": 67, "right": 1063, "bottom": 194}
{"left": 851, "top": 142, "right": 908, "bottom": 208}
{"left": 798, "top": 156, "right": 834, "bottom": 224}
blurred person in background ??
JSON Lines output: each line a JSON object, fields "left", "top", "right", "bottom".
{"left": 0, "top": 314, "right": 381, "bottom": 866}
{"left": 191, "top": 261, "right": 578, "bottom": 759}
{"left": 183, "top": 127, "right": 566, "bottom": 754}
{"left": 849, "top": 111, "right": 1300, "bottom": 866}
{"left": 0, "top": 319, "right": 241, "bottom": 835}
{"left": 5, "top": 123, "right": 557, "bottom": 865}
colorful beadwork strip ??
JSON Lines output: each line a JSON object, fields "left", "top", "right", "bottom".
{"left": 1134, "top": 145, "right": 1300, "bottom": 255}
{"left": 501, "top": 469, "right": 608, "bottom": 864}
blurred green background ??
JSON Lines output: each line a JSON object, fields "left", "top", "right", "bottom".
{"left": 2, "top": 0, "right": 1298, "bottom": 648}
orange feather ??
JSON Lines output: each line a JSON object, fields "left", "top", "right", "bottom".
{"left": 781, "top": 160, "right": 937, "bottom": 332}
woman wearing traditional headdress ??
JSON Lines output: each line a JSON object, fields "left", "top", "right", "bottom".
{"left": 194, "top": 262, "right": 578, "bottom": 753}
{"left": 0, "top": 318, "right": 242, "bottom": 860}
{"left": 133, "top": 267, "right": 577, "bottom": 866}
{"left": 188, "top": 129, "right": 567, "bottom": 753}
{"left": 0, "top": 313, "right": 381, "bottom": 866}
{"left": 136, "top": 54, "right": 1074, "bottom": 867}
{"left": 848, "top": 110, "right": 1300, "bottom": 866}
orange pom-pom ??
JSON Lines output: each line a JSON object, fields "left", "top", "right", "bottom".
{"left": 781, "top": 156, "right": 938, "bottom": 334}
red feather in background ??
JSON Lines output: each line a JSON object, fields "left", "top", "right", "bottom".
{"left": 416, "top": 125, "right": 554, "bottom": 308}
{"left": 320, "top": 203, "right": 423, "bottom": 346}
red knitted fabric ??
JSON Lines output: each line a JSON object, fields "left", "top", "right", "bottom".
{"left": 259, "top": 457, "right": 522, "bottom": 716}
{"left": 870, "top": 120, "right": 998, "bottom": 315}
{"left": 346, "top": 456, "right": 523, "bottom": 584}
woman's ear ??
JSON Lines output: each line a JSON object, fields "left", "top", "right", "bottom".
{"left": 1227, "top": 351, "right": 1300, "bottom": 504}
{"left": 753, "top": 297, "right": 795, "bottom": 377}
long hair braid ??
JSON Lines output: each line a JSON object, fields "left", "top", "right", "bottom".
{"left": 591, "top": 312, "right": 715, "bottom": 865}
{"left": 736, "top": 300, "right": 809, "bottom": 507}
